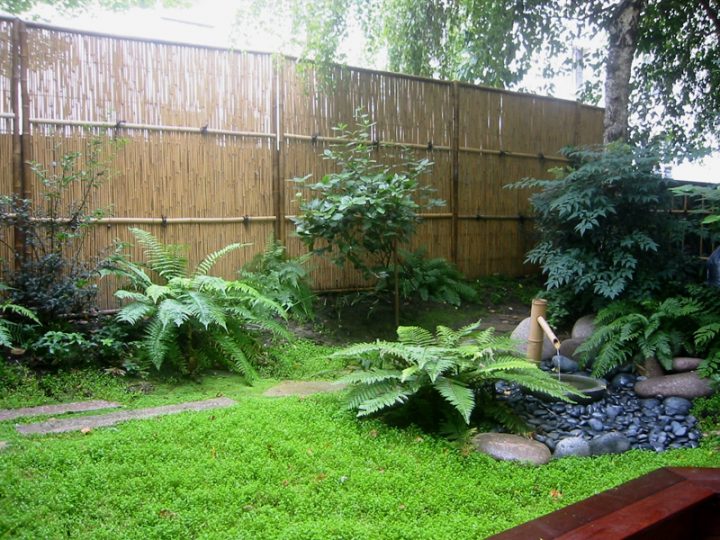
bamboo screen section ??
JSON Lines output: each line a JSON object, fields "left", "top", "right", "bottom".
{"left": 0, "top": 18, "right": 604, "bottom": 307}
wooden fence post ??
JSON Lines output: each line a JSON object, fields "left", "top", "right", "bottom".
{"left": 451, "top": 81, "right": 460, "bottom": 265}
{"left": 10, "top": 18, "right": 28, "bottom": 265}
{"left": 272, "top": 55, "right": 287, "bottom": 246}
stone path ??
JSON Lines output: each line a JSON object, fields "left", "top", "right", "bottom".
{"left": 263, "top": 380, "right": 347, "bottom": 397}
{"left": 0, "top": 400, "right": 122, "bottom": 422}
{"left": 16, "top": 397, "right": 236, "bottom": 435}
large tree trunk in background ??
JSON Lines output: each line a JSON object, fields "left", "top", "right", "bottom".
{"left": 603, "top": 0, "right": 645, "bottom": 144}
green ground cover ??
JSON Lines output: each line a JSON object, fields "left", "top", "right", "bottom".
{"left": 1, "top": 354, "right": 719, "bottom": 539}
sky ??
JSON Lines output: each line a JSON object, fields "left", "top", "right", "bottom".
{"left": 6, "top": 0, "right": 718, "bottom": 182}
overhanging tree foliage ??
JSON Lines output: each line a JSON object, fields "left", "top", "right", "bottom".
{"left": 234, "top": 0, "right": 719, "bottom": 153}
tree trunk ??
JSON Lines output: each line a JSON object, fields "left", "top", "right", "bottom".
{"left": 603, "top": 0, "right": 646, "bottom": 144}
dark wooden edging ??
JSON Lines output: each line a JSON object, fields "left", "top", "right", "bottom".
{"left": 489, "top": 467, "right": 720, "bottom": 540}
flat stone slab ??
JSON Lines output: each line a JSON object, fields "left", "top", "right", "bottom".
{"left": 16, "top": 397, "right": 236, "bottom": 435}
{"left": 634, "top": 371, "right": 714, "bottom": 399}
{"left": 0, "top": 400, "right": 122, "bottom": 422}
{"left": 471, "top": 432, "right": 551, "bottom": 465}
{"left": 263, "top": 381, "right": 347, "bottom": 397}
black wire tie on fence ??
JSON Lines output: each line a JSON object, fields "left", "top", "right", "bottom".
{"left": 200, "top": 123, "right": 208, "bottom": 134}
{"left": 372, "top": 138, "right": 380, "bottom": 149}
{"left": 499, "top": 149, "right": 507, "bottom": 157}
{"left": 427, "top": 141, "right": 433, "bottom": 151}
{"left": 311, "top": 133, "right": 319, "bottom": 144}
{"left": 243, "top": 215, "right": 250, "bottom": 227}
{"left": 161, "top": 215, "right": 167, "bottom": 227}
{"left": 114, "top": 120, "right": 125, "bottom": 130}
{"left": 538, "top": 152, "right": 545, "bottom": 160}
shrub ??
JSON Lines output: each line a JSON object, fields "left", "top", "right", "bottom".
{"left": 333, "top": 321, "right": 577, "bottom": 431}
{"left": 0, "top": 284, "right": 39, "bottom": 349}
{"left": 291, "top": 109, "right": 444, "bottom": 324}
{"left": 110, "top": 228, "right": 289, "bottom": 379}
{"left": 376, "top": 248, "right": 477, "bottom": 306}
{"left": 239, "top": 237, "right": 315, "bottom": 321}
{"left": 510, "top": 143, "right": 696, "bottom": 322}
{"left": 0, "top": 135, "right": 123, "bottom": 322}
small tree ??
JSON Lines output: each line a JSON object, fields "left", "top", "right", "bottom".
{"left": 291, "top": 110, "right": 444, "bottom": 324}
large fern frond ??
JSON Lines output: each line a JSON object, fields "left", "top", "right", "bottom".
{"left": 129, "top": 227, "right": 187, "bottom": 280}
{"left": 433, "top": 376, "right": 475, "bottom": 424}
{"left": 194, "top": 243, "right": 248, "bottom": 277}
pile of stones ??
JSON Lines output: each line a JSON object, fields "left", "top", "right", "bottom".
{"left": 471, "top": 313, "right": 715, "bottom": 466}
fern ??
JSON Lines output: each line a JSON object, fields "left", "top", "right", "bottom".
{"left": 110, "top": 229, "right": 289, "bottom": 379}
{"left": 0, "top": 300, "right": 40, "bottom": 348}
{"left": 337, "top": 321, "right": 577, "bottom": 430}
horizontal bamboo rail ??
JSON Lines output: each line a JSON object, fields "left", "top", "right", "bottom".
{"left": 29, "top": 118, "right": 275, "bottom": 138}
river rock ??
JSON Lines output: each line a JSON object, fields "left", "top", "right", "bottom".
{"left": 471, "top": 433, "right": 551, "bottom": 465}
{"left": 511, "top": 317, "right": 556, "bottom": 361}
{"left": 663, "top": 396, "right": 692, "bottom": 416}
{"left": 589, "top": 432, "right": 631, "bottom": 455}
{"left": 559, "top": 338, "right": 584, "bottom": 361}
{"left": 551, "top": 355, "right": 579, "bottom": 373}
{"left": 571, "top": 315, "right": 596, "bottom": 342}
{"left": 643, "top": 357, "right": 665, "bottom": 378}
{"left": 553, "top": 437, "right": 590, "bottom": 458}
{"left": 671, "top": 357, "right": 702, "bottom": 373}
{"left": 634, "top": 371, "right": 714, "bottom": 399}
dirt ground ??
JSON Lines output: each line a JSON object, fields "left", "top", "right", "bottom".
{"left": 290, "top": 282, "right": 536, "bottom": 345}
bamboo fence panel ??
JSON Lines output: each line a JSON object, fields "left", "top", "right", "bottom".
{"left": 0, "top": 18, "right": 607, "bottom": 305}
{"left": 0, "top": 20, "right": 14, "bottom": 268}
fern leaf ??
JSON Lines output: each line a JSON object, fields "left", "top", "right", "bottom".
{"left": 396, "top": 325, "right": 435, "bottom": 347}
{"left": 214, "top": 331, "right": 258, "bottom": 383}
{"left": 116, "top": 302, "right": 154, "bottom": 325}
{"left": 194, "top": 243, "right": 248, "bottom": 277}
{"left": 340, "top": 368, "right": 402, "bottom": 385}
{"left": 143, "top": 317, "right": 174, "bottom": 370}
{"left": 157, "top": 298, "right": 191, "bottom": 328}
{"left": 129, "top": 227, "right": 187, "bottom": 280}
{"left": 433, "top": 376, "right": 475, "bottom": 424}
{"left": 184, "top": 291, "right": 226, "bottom": 330}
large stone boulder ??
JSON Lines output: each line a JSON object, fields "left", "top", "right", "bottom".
{"left": 571, "top": 315, "right": 596, "bottom": 342}
{"left": 511, "top": 317, "right": 556, "bottom": 361}
{"left": 671, "top": 357, "right": 702, "bottom": 373}
{"left": 553, "top": 437, "right": 590, "bottom": 459}
{"left": 634, "top": 371, "right": 714, "bottom": 399}
{"left": 589, "top": 432, "right": 631, "bottom": 455}
{"left": 471, "top": 433, "right": 551, "bottom": 465}
{"left": 663, "top": 396, "right": 692, "bottom": 416}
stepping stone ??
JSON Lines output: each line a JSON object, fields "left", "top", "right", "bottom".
{"left": 16, "top": 397, "right": 236, "bottom": 435}
{"left": 0, "top": 400, "right": 122, "bottom": 422}
{"left": 0, "top": 441, "right": 8, "bottom": 452}
{"left": 471, "top": 432, "right": 551, "bottom": 465}
{"left": 263, "top": 381, "right": 347, "bottom": 397}
{"left": 634, "top": 371, "right": 714, "bottom": 399}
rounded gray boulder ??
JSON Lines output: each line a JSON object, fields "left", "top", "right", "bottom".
{"left": 553, "top": 437, "right": 590, "bottom": 459}
{"left": 571, "top": 315, "right": 596, "bottom": 342}
{"left": 471, "top": 433, "right": 551, "bottom": 465}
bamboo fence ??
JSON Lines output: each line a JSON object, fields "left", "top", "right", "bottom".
{"left": 0, "top": 17, "right": 605, "bottom": 307}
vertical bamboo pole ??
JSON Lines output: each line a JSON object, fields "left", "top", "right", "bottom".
{"left": 528, "top": 298, "right": 547, "bottom": 363}
{"left": 272, "top": 55, "right": 286, "bottom": 245}
{"left": 10, "top": 18, "right": 23, "bottom": 266}
{"left": 19, "top": 19, "right": 30, "bottom": 203}
{"left": 450, "top": 81, "right": 460, "bottom": 264}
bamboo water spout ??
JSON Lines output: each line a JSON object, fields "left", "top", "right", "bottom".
{"left": 527, "top": 299, "right": 561, "bottom": 363}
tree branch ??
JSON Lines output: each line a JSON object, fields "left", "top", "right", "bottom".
{"left": 698, "top": 0, "right": 720, "bottom": 40}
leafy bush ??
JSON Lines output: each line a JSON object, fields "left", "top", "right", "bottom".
{"left": 239, "top": 237, "right": 315, "bottom": 321}
{"left": 333, "top": 322, "right": 577, "bottom": 430}
{"left": 111, "top": 228, "right": 289, "bottom": 379}
{"left": 0, "top": 135, "right": 123, "bottom": 322}
{"left": 578, "top": 285, "right": 720, "bottom": 381}
{"left": 511, "top": 144, "right": 696, "bottom": 321}
{"left": 376, "top": 248, "right": 477, "bottom": 306}
{"left": 292, "top": 110, "right": 442, "bottom": 280}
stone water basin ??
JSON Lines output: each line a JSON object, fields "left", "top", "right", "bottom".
{"left": 533, "top": 373, "right": 607, "bottom": 404}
